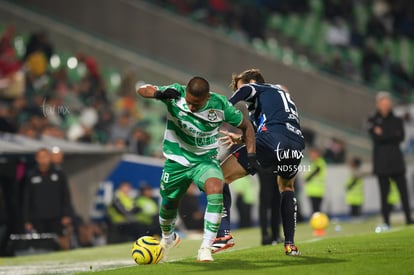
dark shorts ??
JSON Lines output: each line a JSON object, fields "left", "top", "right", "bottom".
{"left": 230, "top": 132, "right": 305, "bottom": 179}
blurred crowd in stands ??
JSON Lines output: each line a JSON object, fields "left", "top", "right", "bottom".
{"left": 152, "top": 0, "right": 414, "bottom": 102}
{"left": 0, "top": 20, "right": 349, "bottom": 161}
{"left": 0, "top": 24, "right": 163, "bottom": 156}
{"left": 4, "top": 1, "right": 413, "bottom": 162}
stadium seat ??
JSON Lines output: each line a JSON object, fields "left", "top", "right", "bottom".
{"left": 353, "top": 2, "right": 369, "bottom": 33}
{"left": 310, "top": 0, "right": 323, "bottom": 17}
{"left": 267, "top": 13, "right": 287, "bottom": 31}
{"left": 373, "top": 71, "right": 392, "bottom": 91}
{"left": 281, "top": 46, "right": 295, "bottom": 66}
{"left": 347, "top": 48, "right": 362, "bottom": 71}
{"left": 399, "top": 38, "right": 412, "bottom": 74}
{"left": 266, "top": 37, "right": 283, "bottom": 59}
{"left": 296, "top": 54, "right": 312, "bottom": 71}
{"left": 251, "top": 38, "right": 268, "bottom": 56}
{"left": 410, "top": 40, "right": 414, "bottom": 74}
{"left": 298, "top": 14, "right": 319, "bottom": 47}
{"left": 102, "top": 68, "right": 121, "bottom": 98}
{"left": 284, "top": 14, "right": 303, "bottom": 39}
{"left": 310, "top": 21, "right": 330, "bottom": 57}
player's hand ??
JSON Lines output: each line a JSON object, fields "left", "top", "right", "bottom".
{"left": 154, "top": 88, "right": 180, "bottom": 100}
{"left": 219, "top": 130, "right": 242, "bottom": 149}
{"left": 247, "top": 153, "right": 264, "bottom": 173}
{"left": 374, "top": 126, "right": 382, "bottom": 135}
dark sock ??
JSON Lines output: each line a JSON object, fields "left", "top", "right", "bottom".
{"left": 281, "top": 191, "right": 297, "bottom": 245}
{"left": 217, "top": 184, "right": 231, "bottom": 237}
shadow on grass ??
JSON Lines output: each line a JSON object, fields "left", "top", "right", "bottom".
{"left": 169, "top": 255, "right": 348, "bottom": 272}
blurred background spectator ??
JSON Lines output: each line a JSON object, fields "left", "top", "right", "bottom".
{"left": 304, "top": 147, "right": 327, "bottom": 213}
{"left": 178, "top": 183, "right": 204, "bottom": 234}
{"left": 0, "top": 178, "right": 8, "bottom": 256}
{"left": 257, "top": 170, "right": 283, "bottom": 245}
{"left": 134, "top": 184, "right": 160, "bottom": 237}
{"left": 323, "top": 137, "right": 346, "bottom": 164}
{"left": 345, "top": 156, "right": 365, "bottom": 217}
{"left": 232, "top": 176, "right": 255, "bottom": 229}
{"left": 22, "top": 148, "right": 73, "bottom": 250}
{"left": 106, "top": 181, "right": 140, "bottom": 244}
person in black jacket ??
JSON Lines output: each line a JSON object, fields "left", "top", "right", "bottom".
{"left": 22, "top": 148, "right": 73, "bottom": 250}
{"left": 367, "top": 92, "right": 413, "bottom": 228}
{"left": 257, "top": 170, "right": 282, "bottom": 245}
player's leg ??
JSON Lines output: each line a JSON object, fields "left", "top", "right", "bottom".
{"left": 193, "top": 162, "right": 225, "bottom": 262}
{"left": 158, "top": 161, "right": 191, "bottom": 255}
{"left": 221, "top": 153, "right": 249, "bottom": 184}
{"left": 159, "top": 197, "right": 181, "bottom": 246}
{"left": 390, "top": 174, "right": 413, "bottom": 224}
{"left": 270, "top": 180, "right": 282, "bottom": 243}
{"left": 258, "top": 170, "right": 282, "bottom": 245}
{"left": 213, "top": 151, "right": 248, "bottom": 252}
{"left": 278, "top": 175, "right": 301, "bottom": 256}
{"left": 256, "top": 132, "right": 303, "bottom": 255}
{"left": 217, "top": 183, "right": 231, "bottom": 238}
{"left": 258, "top": 170, "right": 273, "bottom": 244}
{"left": 217, "top": 154, "right": 246, "bottom": 232}
{"left": 377, "top": 175, "right": 391, "bottom": 226}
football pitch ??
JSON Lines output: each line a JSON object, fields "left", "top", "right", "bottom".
{"left": 1, "top": 215, "right": 413, "bottom": 275}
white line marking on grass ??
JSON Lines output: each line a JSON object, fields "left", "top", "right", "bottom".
{"left": 300, "top": 225, "right": 405, "bottom": 245}
{"left": 0, "top": 259, "right": 133, "bottom": 275}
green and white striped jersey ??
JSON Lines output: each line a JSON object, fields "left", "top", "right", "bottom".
{"left": 157, "top": 83, "right": 243, "bottom": 166}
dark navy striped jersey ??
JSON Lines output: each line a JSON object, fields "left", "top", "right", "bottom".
{"left": 229, "top": 83, "right": 304, "bottom": 142}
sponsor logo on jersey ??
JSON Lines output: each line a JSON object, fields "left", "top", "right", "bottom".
{"left": 208, "top": 109, "right": 217, "bottom": 121}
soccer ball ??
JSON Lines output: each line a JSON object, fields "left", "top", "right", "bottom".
{"left": 131, "top": 236, "right": 164, "bottom": 265}
{"left": 310, "top": 212, "right": 329, "bottom": 230}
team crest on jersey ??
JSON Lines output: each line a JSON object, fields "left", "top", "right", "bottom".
{"left": 207, "top": 109, "right": 217, "bottom": 121}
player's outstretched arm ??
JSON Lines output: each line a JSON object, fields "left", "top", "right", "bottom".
{"left": 137, "top": 84, "right": 180, "bottom": 100}
{"left": 137, "top": 84, "right": 158, "bottom": 98}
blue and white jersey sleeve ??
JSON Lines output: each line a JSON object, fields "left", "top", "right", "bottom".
{"left": 229, "top": 84, "right": 257, "bottom": 105}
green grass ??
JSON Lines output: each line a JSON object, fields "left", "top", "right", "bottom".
{"left": 1, "top": 216, "right": 414, "bottom": 275}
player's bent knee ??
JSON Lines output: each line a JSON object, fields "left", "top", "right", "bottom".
{"left": 278, "top": 176, "right": 295, "bottom": 192}
{"left": 204, "top": 178, "right": 224, "bottom": 195}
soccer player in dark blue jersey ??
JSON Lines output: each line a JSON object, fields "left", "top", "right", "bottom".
{"left": 212, "top": 69, "right": 304, "bottom": 256}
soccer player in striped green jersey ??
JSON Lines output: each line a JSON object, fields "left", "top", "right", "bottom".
{"left": 137, "top": 76, "right": 256, "bottom": 262}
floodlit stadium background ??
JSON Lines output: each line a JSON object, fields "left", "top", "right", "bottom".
{"left": 1, "top": 0, "right": 414, "bottom": 255}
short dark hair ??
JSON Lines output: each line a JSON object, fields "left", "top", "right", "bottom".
{"left": 230, "top": 69, "right": 265, "bottom": 91}
{"left": 187, "top": 76, "right": 210, "bottom": 97}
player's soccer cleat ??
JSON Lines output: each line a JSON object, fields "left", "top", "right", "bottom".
{"left": 197, "top": 247, "right": 214, "bottom": 262}
{"left": 211, "top": 234, "right": 235, "bottom": 253}
{"left": 285, "top": 244, "right": 301, "bottom": 256}
{"left": 160, "top": 232, "right": 181, "bottom": 262}
{"left": 160, "top": 232, "right": 181, "bottom": 249}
